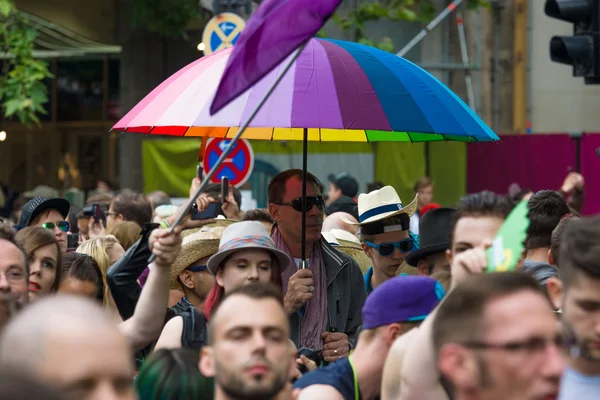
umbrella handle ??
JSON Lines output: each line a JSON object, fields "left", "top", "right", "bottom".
{"left": 147, "top": 41, "right": 309, "bottom": 265}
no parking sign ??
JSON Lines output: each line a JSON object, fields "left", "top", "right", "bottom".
{"left": 202, "top": 138, "right": 255, "bottom": 187}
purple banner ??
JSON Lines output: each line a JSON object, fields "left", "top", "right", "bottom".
{"left": 467, "top": 134, "right": 576, "bottom": 199}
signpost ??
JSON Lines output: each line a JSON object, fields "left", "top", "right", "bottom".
{"left": 202, "top": 138, "right": 254, "bottom": 187}
{"left": 202, "top": 12, "right": 246, "bottom": 55}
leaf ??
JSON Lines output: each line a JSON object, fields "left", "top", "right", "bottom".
{"left": 0, "top": 0, "right": 14, "bottom": 17}
{"left": 4, "top": 98, "right": 25, "bottom": 116}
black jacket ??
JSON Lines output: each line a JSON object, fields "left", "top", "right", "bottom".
{"left": 106, "top": 223, "right": 159, "bottom": 320}
{"left": 288, "top": 240, "right": 366, "bottom": 350}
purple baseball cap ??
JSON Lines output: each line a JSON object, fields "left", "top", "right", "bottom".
{"left": 362, "top": 275, "right": 445, "bottom": 329}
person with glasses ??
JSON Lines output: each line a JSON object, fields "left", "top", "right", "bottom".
{"left": 268, "top": 169, "right": 366, "bottom": 363}
{"left": 432, "top": 272, "right": 563, "bottom": 400}
{"left": 0, "top": 222, "right": 28, "bottom": 311}
{"left": 16, "top": 197, "right": 71, "bottom": 254}
{"left": 154, "top": 230, "right": 221, "bottom": 351}
{"left": 345, "top": 185, "right": 418, "bottom": 296}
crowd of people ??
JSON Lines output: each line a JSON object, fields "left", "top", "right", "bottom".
{"left": 0, "top": 168, "right": 596, "bottom": 400}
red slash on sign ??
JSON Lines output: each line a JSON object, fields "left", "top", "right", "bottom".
{"left": 202, "top": 138, "right": 255, "bottom": 188}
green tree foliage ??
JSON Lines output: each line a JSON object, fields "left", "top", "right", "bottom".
{"left": 0, "top": 0, "right": 52, "bottom": 125}
{"left": 332, "top": 0, "right": 489, "bottom": 53}
{"left": 130, "top": 0, "right": 200, "bottom": 38}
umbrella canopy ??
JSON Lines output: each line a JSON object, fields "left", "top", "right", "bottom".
{"left": 114, "top": 38, "right": 498, "bottom": 143}
{"left": 210, "top": 0, "right": 342, "bottom": 114}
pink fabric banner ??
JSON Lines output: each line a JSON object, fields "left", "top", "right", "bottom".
{"left": 580, "top": 134, "right": 600, "bottom": 215}
{"left": 467, "top": 134, "right": 576, "bottom": 199}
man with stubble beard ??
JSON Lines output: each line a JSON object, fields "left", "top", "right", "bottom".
{"left": 200, "top": 283, "right": 296, "bottom": 400}
{"left": 558, "top": 215, "right": 600, "bottom": 399}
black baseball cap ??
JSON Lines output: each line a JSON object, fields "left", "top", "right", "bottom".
{"left": 17, "top": 197, "right": 70, "bottom": 230}
{"left": 328, "top": 172, "right": 359, "bottom": 198}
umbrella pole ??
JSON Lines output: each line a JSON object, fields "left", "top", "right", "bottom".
{"left": 148, "top": 42, "right": 308, "bottom": 264}
{"left": 300, "top": 127, "right": 308, "bottom": 268}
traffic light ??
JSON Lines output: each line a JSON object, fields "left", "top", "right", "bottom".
{"left": 545, "top": 0, "right": 600, "bottom": 84}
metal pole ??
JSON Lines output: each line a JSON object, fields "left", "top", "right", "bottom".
{"left": 300, "top": 128, "right": 308, "bottom": 267}
{"left": 456, "top": 12, "right": 476, "bottom": 110}
{"left": 492, "top": 2, "right": 503, "bottom": 131}
{"left": 148, "top": 42, "right": 307, "bottom": 263}
{"left": 397, "top": 0, "right": 465, "bottom": 57}
{"left": 476, "top": 9, "right": 483, "bottom": 116}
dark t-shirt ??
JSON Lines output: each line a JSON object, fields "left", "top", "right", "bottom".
{"left": 293, "top": 358, "right": 359, "bottom": 400}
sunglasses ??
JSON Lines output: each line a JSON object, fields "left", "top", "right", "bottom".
{"left": 366, "top": 238, "right": 415, "bottom": 256}
{"left": 42, "top": 221, "right": 70, "bottom": 233}
{"left": 186, "top": 265, "right": 208, "bottom": 273}
{"left": 276, "top": 196, "right": 325, "bottom": 212}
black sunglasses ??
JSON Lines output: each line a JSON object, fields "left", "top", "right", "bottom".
{"left": 275, "top": 196, "right": 325, "bottom": 212}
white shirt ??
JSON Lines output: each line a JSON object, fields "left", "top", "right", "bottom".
{"left": 410, "top": 213, "right": 420, "bottom": 236}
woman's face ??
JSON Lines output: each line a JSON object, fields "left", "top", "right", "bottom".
{"left": 216, "top": 249, "right": 274, "bottom": 293}
{"left": 28, "top": 243, "right": 59, "bottom": 301}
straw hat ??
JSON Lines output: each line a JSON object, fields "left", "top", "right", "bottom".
{"left": 337, "top": 245, "right": 371, "bottom": 275}
{"left": 170, "top": 230, "right": 221, "bottom": 290}
{"left": 207, "top": 221, "right": 291, "bottom": 275}
{"left": 181, "top": 217, "right": 237, "bottom": 239}
{"left": 342, "top": 186, "right": 417, "bottom": 225}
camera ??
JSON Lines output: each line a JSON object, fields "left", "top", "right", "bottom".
{"left": 297, "top": 347, "right": 322, "bottom": 374}
{"left": 82, "top": 203, "right": 107, "bottom": 225}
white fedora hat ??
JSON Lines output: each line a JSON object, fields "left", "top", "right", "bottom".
{"left": 207, "top": 221, "right": 291, "bottom": 275}
{"left": 342, "top": 186, "right": 418, "bottom": 225}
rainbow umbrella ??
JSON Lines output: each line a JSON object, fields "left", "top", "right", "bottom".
{"left": 114, "top": 38, "right": 498, "bottom": 142}
{"left": 114, "top": 38, "right": 498, "bottom": 263}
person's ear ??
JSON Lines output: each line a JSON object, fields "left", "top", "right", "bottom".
{"left": 178, "top": 271, "right": 195, "bottom": 290}
{"left": 361, "top": 243, "right": 373, "bottom": 259}
{"left": 438, "top": 344, "right": 479, "bottom": 392}
{"left": 199, "top": 346, "right": 216, "bottom": 377}
{"left": 547, "top": 276, "right": 563, "bottom": 311}
{"left": 118, "top": 214, "right": 125, "bottom": 222}
{"left": 385, "top": 323, "right": 403, "bottom": 346}
{"left": 417, "top": 259, "right": 430, "bottom": 276}
{"left": 216, "top": 268, "right": 225, "bottom": 288}
{"left": 268, "top": 204, "right": 280, "bottom": 222}
{"left": 446, "top": 249, "right": 453, "bottom": 264}
{"left": 548, "top": 249, "right": 556, "bottom": 266}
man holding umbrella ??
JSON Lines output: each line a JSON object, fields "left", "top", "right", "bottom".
{"left": 268, "top": 169, "right": 366, "bottom": 362}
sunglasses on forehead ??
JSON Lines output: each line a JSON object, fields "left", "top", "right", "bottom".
{"left": 42, "top": 221, "right": 70, "bottom": 233}
{"left": 275, "top": 196, "right": 325, "bottom": 212}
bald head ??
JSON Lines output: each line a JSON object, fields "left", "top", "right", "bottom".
{"left": 322, "top": 212, "right": 359, "bottom": 236}
{"left": 0, "top": 295, "right": 136, "bottom": 400}
{"left": 0, "top": 295, "right": 118, "bottom": 371}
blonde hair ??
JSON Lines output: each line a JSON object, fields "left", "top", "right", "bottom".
{"left": 76, "top": 235, "right": 120, "bottom": 310}
{"left": 106, "top": 221, "right": 142, "bottom": 251}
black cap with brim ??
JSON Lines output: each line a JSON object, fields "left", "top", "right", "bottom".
{"left": 17, "top": 197, "right": 71, "bottom": 230}
{"left": 405, "top": 242, "right": 450, "bottom": 267}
